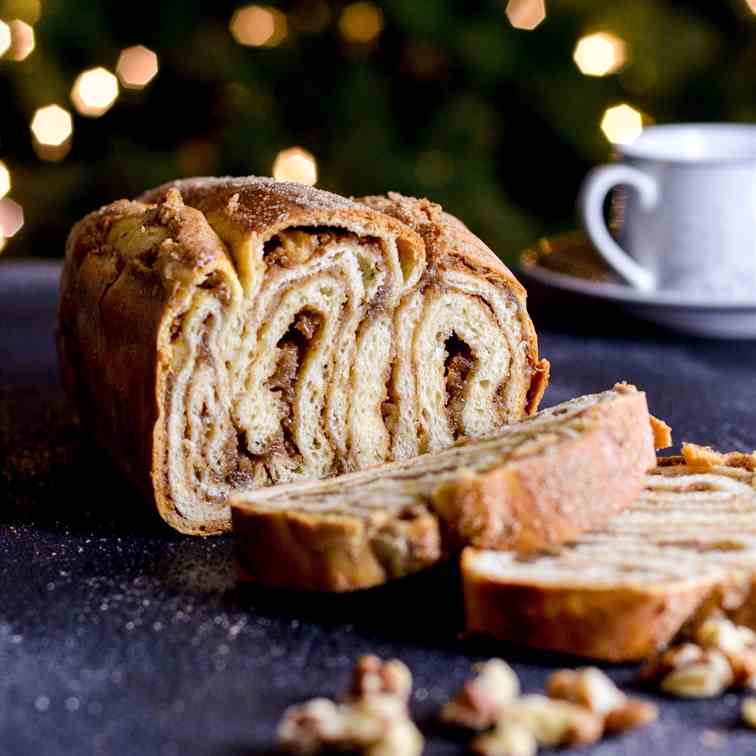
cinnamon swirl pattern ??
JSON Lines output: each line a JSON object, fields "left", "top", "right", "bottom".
{"left": 58, "top": 178, "right": 548, "bottom": 533}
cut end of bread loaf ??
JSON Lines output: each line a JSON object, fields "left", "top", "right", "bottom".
{"left": 58, "top": 177, "right": 547, "bottom": 535}
{"left": 462, "top": 448, "right": 756, "bottom": 661}
{"left": 232, "top": 385, "right": 656, "bottom": 591}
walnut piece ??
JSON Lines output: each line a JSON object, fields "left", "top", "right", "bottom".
{"left": 641, "top": 618, "right": 756, "bottom": 699}
{"left": 695, "top": 617, "right": 756, "bottom": 686}
{"left": 277, "top": 656, "right": 422, "bottom": 756}
{"left": 350, "top": 655, "right": 413, "bottom": 704}
{"left": 469, "top": 720, "right": 537, "bottom": 756}
{"left": 439, "top": 659, "right": 520, "bottom": 730}
{"left": 603, "top": 698, "right": 659, "bottom": 734}
{"left": 494, "top": 695, "right": 603, "bottom": 748}
{"left": 278, "top": 695, "right": 422, "bottom": 756}
{"left": 741, "top": 697, "right": 756, "bottom": 729}
{"left": 546, "top": 666, "right": 658, "bottom": 735}
{"left": 639, "top": 642, "right": 706, "bottom": 683}
{"left": 660, "top": 649, "right": 734, "bottom": 699}
{"left": 546, "top": 667, "right": 626, "bottom": 716}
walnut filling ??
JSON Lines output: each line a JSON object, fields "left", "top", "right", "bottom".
{"left": 223, "top": 309, "right": 323, "bottom": 486}
{"left": 264, "top": 227, "right": 382, "bottom": 269}
{"left": 271, "top": 309, "right": 322, "bottom": 459}
{"left": 444, "top": 334, "right": 475, "bottom": 437}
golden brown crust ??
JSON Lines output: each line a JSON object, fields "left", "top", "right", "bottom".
{"left": 650, "top": 415, "right": 673, "bottom": 450}
{"left": 232, "top": 387, "right": 655, "bottom": 592}
{"left": 461, "top": 550, "right": 715, "bottom": 662}
{"left": 141, "top": 179, "right": 426, "bottom": 273}
{"left": 434, "top": 388, "right": 655, "bottom": 552}
{"left": 58, "top": 190, "right": 236, "bottom": 534}
{"left": 233, "top": 505, "right": 443, "bottom": 592}
{"left": 461, "top": 450, "right": 756, "bottom": 661}
{"left": 359, "top": 192, "right": 549, "bottom": 414}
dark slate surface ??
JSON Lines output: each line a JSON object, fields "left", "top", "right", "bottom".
{"left": 2, "top": 259, "right": 756, "bottom": 756}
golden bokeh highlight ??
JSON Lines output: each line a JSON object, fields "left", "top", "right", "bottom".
{"left": 31, "top": 104, "right": 73, "bottom": 153}
{"left": 272, "top": 147, "right": 318, "bottom": 185}
{"left": 746, "top": 0, "right": 756, "bottom": 13}
{"left": 230, "top": 5, "right": 287, "bottom": 47}
{"left": 71, "top": 67, "right": 119, "bottom": 117}
{"left": 339, "top": 2, "right": 383, "bottom": 44}
{"left": 601, "top": 104, "right": 643, "bottom": 145}
{"left": 0, "top": 162, "right": 10, "bottom": 198}
{"left": 116, "top": 45, "right": 159, "bottom": 89}
{"left": 0, "top": 197, "right": 24, "bottom": 237}
{"left": 8, "top": 19, "right": 34, "bottom": 60}
{"left": 574, "top": 32, "right": 627, "bottom": 77}
{"left": 0, "top": 236, "right": 6, "bottom": 253}
{"left": 0, "top": 20, "right": 11, "bottom": 57}
{"left": 506, "top": 0, "right": 546, "bottom": 30}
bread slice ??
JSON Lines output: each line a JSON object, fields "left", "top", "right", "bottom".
{"left": 462, "top": 444, "right": 756, "bottom": 662}
{"left": 232, "top": 384, "right": 657, "bottom": 592}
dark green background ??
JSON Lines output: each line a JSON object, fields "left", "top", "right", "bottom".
{"left": 1, "top": 0, "right": 754, "bottom": 263}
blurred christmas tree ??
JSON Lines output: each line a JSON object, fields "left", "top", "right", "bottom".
{"left": 0, "top": 0, "right": 754, "bottom": 262}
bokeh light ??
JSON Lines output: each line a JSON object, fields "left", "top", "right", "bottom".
{"left": 8, "top": 19, "right": 34, "bottom": 60}
{"left": 31, "top": 105, "right": 72, "bottom": 146}
{"left": 0, "top": 197, "right": 24, "bottom": 237}
{"left": 71, "top": 67, "right": 119, "bottom": 117}
{"left": 574, "top": 32, "right": 627, "bottom": 77}
{"left": 601, "top": 104, "right": 643, "bottom": 145}
{"left": 0, "top": 162, "right": 10, "bottom": 199}
{"left": 116, "top": 45, "right": 159, "bottom": 89}
{"left": 272, "top": 147, "right": 318, "bottom": 185}
{"left": 230, "top": 5, "right": 287, "bottom": 47}
{"left": 31, "top": 105, "right": 74, "bottom": 161}
{"left": 746, "top": 0, "right": 756, "bottom": 13}
{"left": 339, "top": 2, "right": 383, "bottom": 44}
{"left": 506, "top": 0, "right": 546, "bottom": 30}
{"left": 0, "top": 20, "right": 11, "bottom": 57}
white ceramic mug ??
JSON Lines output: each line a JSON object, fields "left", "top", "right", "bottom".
{"left": 578, "top": 123, "right": 756, "bottom": 297}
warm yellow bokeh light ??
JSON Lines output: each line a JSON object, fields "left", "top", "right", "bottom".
{"left": 8, "top": 19, "right": 34, "bottom": 60}
{"left": 0, "top": 197, "right": 24, "bottom": 237}
{"left": 116, "top": 45, "right": 159, "bottom": 89}
{"left": 0, "top": 20, "right": 11, "bottom": 57}
{"left": 31, "top": 104, "right": 73, "bottom": 147}
{"left": 0, "top": 162, "right": 10, "bottom": 199}
{"left": 230, "top": 5, "right": 287, "bottom": 47}
{"left": 745, "top": 0, "right": 756, "bottom": 13}
{"left": 272, "top": 147, "right": 318, "bottom": 185}
{"left": 506, "top": 0, "right": 546, "bottom": 30}
{"left": 339, "top": 2, "right": 383, "bottom": 44}
{"left": 0, "top": 236, "right": 6, "bottom": 253}
{"left": 71, "top": 67, "right": 119, "bottom": 117}
{"left": 601, "top": 104, "right": 643, "bottom": 145}
{"left": 574, "top": 32, "right": 627, "bottom": 77}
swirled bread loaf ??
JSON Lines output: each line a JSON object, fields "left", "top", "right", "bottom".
{"left": 462, "top": 444, "right": 756, "bottom": 662}
{"left": 232, "top": 385, "right": 657, "bottom": 591}
{"left": 58, "top": 177, "right": 548, "bottom": 534}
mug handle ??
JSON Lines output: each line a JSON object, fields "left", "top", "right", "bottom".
{"left": 578, "top": 164, "right": 659, "bottom": 291}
